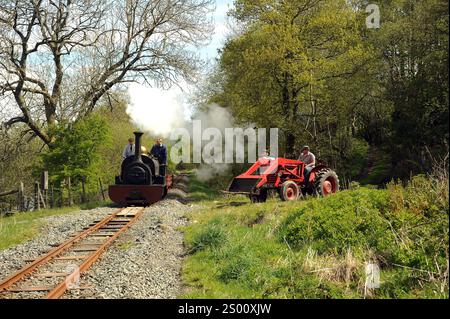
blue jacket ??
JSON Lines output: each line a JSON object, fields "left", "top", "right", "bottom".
{"left": 150, "top": 144, "right": 168, "bottom": 165}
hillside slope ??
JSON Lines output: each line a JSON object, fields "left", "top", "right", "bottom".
{"left": 181, "top": 175, "right": 449, "bottom": 299}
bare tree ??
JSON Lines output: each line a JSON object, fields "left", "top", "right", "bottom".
{"left": 0, "top": 0, "right": 214, "bottom": 145}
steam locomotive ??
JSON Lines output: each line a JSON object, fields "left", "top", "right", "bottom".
{"left": 108, "top": 132, "right": 172, "bottom": 206}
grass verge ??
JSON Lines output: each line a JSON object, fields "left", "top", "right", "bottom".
{"left": 181, "top": 174, "right": 449, "bottom": 299}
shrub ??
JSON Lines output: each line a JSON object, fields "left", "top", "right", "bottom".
{"left": 39, "top": 114, "right": 111, "bottom": 194}
{"left": 280, "top": 189, "right": 394, "bottom": 255}
{"left": 281, "top": 180, "right": 448, "bottom": 287}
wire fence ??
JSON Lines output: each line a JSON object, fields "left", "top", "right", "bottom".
{"left": 0, "top": 171, "right": 109, "bottom": 215}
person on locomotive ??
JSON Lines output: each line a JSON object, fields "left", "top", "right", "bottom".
{"left": 150, "top": 138, "right": 168, "bottom": 176}
{"left": 122, "top": 138, "right": 135, "bottom": 159}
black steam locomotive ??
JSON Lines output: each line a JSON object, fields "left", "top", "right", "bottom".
{"left": 108, "top": 132, "right": 172, "bottom": 206}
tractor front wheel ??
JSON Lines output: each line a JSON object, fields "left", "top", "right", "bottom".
{"left": 313, "top": 169, "right": 339, "bottom": 196}
{"left": 279, "top": 181, "right": 300, "bottom": 201}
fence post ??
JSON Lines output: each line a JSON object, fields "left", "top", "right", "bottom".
{"left": 81, "top": 177, "right": 87, "bottom": 203}
{"left": 39, "top": 191, "right": 46, "bottom": 209}
{"left": 18, "top": 182, "right": 24, "bottom": 211}
{"left": 41, "top": 171, "right": 49, "bottom": 208}
{"left": 34, "top": 181, "right": 40, "bottom": 211}
{"left": 50, "top": 184, "right": 54, "bottom": 208}
{"left": 67, "top": 177, "right": 73, "bottom": 206}
{"left": 99, "top": 178, "right": 106, "bottom": 201}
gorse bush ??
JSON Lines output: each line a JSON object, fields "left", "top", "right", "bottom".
{"left": 383, "top": 174, "right": 449, "bottom": 272}
{"left": 280, "top": 189, "right": 394, "bottom": 255}
{"left": 387, "top": 174, "right": 449, "bottom": 217}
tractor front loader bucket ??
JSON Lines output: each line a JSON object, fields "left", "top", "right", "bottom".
{"left": 227, "top": 178, "right": 261, "bottom": 194}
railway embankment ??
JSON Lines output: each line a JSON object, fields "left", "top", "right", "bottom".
{"left": 181, "top": 174, "right": 449, "bottom": 299}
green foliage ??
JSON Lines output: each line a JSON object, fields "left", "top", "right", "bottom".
{"left": 344, "top": 138, "right": 370, "bottom": 178}
{"left": 199, "top": 0, "right": 448, "bottom": 183}
{"left": 280, "top": 189, "right": 394, "bottom": 255}
{"left": 40, "top": 115, "right": 111, "bottom": 186}
{"left": 218, "top": 253, "right": 254, "bottom": 283}
{"left": 359, "top": 147, "right": 392, "bottom": 185}
{"left": 366, "top": 0, "right": 449, "bottom": 175}
{"left": 206, "top": 0, "right": 380, "bottom": 171}
{"left": 187, "top": 174, "right": 222, "bottom": 202}
{"left": 182, "top": 174, "right": 448, "bottom": 298}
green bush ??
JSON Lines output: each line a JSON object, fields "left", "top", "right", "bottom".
{"left": 182, "top": 174, "right": 448, "bottom": 298}
{"left": 281, "top": 178, "right": 449, "bottom": 278}
{"left": 280, "top": 189, "right": 394, "bottom": 255}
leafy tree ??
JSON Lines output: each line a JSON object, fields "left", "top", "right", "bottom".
{"left": 0, "top": 0, "right": 214, "bottom": 145}
{"left": 39, "top": 115, "right": 111, "bottom": 190}
{"left": 368, "top": 0, "right": 449, "bottom": 176}
{"left": 208, "top": 0, "right": 377, "bottom": 179}
{"left": 202, "top": 0, "right": 448, "bottom": 182}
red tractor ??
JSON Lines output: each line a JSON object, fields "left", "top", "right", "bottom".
{"left": 226, "top": 157, "right": 339, "bottom": 202}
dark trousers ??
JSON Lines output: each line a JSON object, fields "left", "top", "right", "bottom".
{"left": 159, "top": 165, "right": 166, "bottom": 176}
{"left": 305, "top": 166, "right": 313, "bottom": 181}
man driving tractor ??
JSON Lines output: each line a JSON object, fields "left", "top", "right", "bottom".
{"left": 298, "top": 145, "right": 315, "bottom": 177}
{"left": 227, "top": 144, "right": 339, "bottom": 202}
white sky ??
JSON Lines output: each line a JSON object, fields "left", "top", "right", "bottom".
{"left": 127, "top": 0, "right": 235, "bottom": 127}
{"left": 1, "top": 1, "right": 235, "bottom": 125}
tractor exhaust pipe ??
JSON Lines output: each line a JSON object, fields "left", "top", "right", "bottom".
{"left": 134, "top": 131, "right": 143, "bottom": 163}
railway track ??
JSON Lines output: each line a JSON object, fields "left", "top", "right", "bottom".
{"left": 0, "top": 206, "right": 145, "bottom": 299}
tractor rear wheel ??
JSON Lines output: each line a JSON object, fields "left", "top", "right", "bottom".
{"left": 279, "top": 181, "right": 300, "bottom": 201}
{"left": 250, "top": 189, "right": 268, "bottom": 203}
{"left": 313, "top": 169, "right": 339, "bottom": 196}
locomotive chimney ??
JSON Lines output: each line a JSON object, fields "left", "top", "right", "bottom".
{"left": 133, "top": 131, "right": 144, "bottom": 163}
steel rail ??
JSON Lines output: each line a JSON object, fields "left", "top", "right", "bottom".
{"left": 0, "top": 207, "right": 144, "bottom": 298}
{"left": 46, "top": 207, "right": 145, "bottom": 299}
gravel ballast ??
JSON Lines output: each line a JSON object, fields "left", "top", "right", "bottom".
{"left": 0, "top": 193, "right": 195, "bottom": 299}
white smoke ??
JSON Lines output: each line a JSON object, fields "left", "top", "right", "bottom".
{"left": 126, "top": 83, "right": 186, "bottom": 137}
{"left": 126, "top": 84, "right": 256, "bottom": 182}
{"left": 191, "top": 103, "right": 250, "bottom": 182}
{"left": 192, "top": 103, "right": 234, "bottom": 132}
{"left": 195, "top": 164, "right": 231, "bottom": 183}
